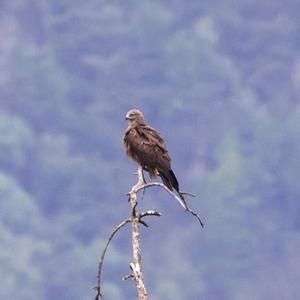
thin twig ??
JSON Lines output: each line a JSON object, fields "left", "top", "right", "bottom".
{"left": 180, "top": 191, "right": 196, "bottom": 197}
{"left": 139, "top": 219, "right": 149, "bottom": 227}
{"left": 140, "top": 210, "right": 162, "bottom": 218}
{"left": 123, "top": 274, "right": 134, "bottom": 281}
{"left": 94, "top": 218, "right": 131, "bottom": 300}
{"left": 138, "top": 210, "right": 162, "bottom": 228}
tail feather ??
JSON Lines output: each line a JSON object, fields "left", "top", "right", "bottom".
{"left": 168, "top": 169, "right": 179, "bottom": 192}
{"left": 159, "top": 169, "right": 188, "bottom": 210}
{"left": 158, "top": 169, "right": 179, "bottom": 192}
{"left": 158, "top": 171, "right": 173, "bottom": 190}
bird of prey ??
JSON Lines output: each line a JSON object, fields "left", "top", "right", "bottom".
{"left": 123, "top": 109, "right": 187, "bottom": 206}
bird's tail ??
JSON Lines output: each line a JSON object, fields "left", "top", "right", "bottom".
{"left": 168, "top": 169, "right": 179, "bottom": 192}
{"left": 159, "top": 169, "right": 188, "bottom": 210}
{"left": 159, "top": 170, "right": 174, "bottom": 191}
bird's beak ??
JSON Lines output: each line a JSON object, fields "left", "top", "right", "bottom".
{"left": 125, "top": 116, "right": 129, "bottom": 121}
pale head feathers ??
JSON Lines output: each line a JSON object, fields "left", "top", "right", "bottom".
{"left": 125, "top": 109, "right": 146, "bottom": 125}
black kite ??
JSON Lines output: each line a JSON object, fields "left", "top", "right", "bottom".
{"left": 123, "top": 109, "right": 186, "bottom": 205}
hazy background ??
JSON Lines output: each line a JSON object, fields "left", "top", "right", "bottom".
{"left": 1, "top": 1, "right": 300, "bottom": 299}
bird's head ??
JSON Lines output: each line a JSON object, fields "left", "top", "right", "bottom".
{"left": 125, "top": 109, "right": 146, "bottom": 125}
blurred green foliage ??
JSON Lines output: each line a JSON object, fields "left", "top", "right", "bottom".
{"left": 0, "top": 1, "right": 300, "bottom": 299}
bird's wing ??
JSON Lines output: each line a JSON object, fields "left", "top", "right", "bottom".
{"left": 123, "top": 127, "right": 141, "bottom": 163}
{"left": 124, "top": 125, "right": 171, "bottom": 171}
{"left": 137, "top": 125, "right": 172, "bottom": 169}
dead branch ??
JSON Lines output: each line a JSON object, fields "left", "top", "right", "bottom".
{"left": 139, "top": 210, "right": 162, "bottom": 228}
{"left": 95, "top": 167, "right": 162, "bottom": 300}
{"left": 94, "top": 218, "right": 131, "bottom": 300}
{"left": 180, "top": 191, "right": 196, "bottom": 197}
{"left": 140, "top": 210, "right": 161, "bottom": 219}
{"left": 122, "top": 274, "right": 134, "bottom": 281}
{"left": 95, "top": 165, "right": 202, "bottom": 299}
{"left": 134, "top": 182, "right": 204, "bottom": 227}
{"left": 128, "top": 166, "right": 149, "bottom": 300}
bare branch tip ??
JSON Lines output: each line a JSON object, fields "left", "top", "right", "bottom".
{"left": 140, "top": 210, "right": 162, "bottom": 218}
{"left": 139, "top": 219, "right": 149, "bottom": 227}
{"left": 191, "top": 211, "right": 204, "bottom": 228}
{"left": 180, "top": 191, "right": 196, "bottom": 197}
{"left": 123, "top": 274, "right": 134, "bottom": 281}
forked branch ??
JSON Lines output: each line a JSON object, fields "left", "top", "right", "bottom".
{"left": 134, "top": 182, "right": 204, "bottom": 227}
{"left": 94, "top": 166, "right": 202, "bottom": 300}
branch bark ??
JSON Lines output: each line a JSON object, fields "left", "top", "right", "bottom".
{"left": 128, "top": 166, "right": 148, "bottom": 300}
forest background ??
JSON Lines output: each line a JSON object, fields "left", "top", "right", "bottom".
{"left": 1, "top": 1, "right": 300, "bottom": 299}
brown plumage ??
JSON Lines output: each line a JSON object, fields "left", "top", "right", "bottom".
{"left": 123, "top": 109, "right": 185, "bottom": 202}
